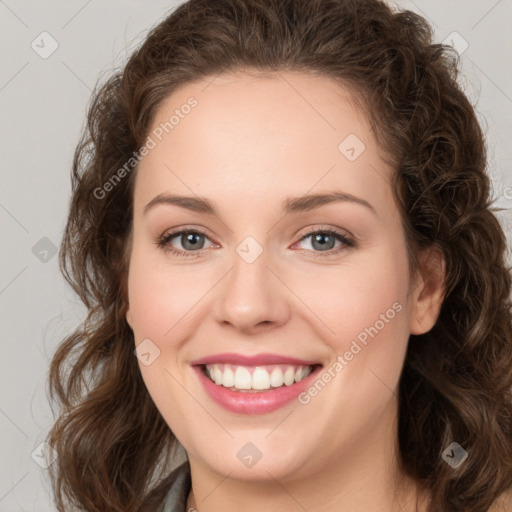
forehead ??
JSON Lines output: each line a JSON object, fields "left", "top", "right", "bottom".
{"left": 147, "top": 70, "right": 372, "bottom": 160}
{"left": 133, "top": 70, "right": 395, "bottom": 218}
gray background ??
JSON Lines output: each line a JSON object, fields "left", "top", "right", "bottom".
{"left": 1, "top": 0, "right": 511, "bottom": 510}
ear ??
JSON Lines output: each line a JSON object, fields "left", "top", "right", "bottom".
{"left": 126, "top": 306, "right": 133, "bottom": 329}
{"left": 120, "top": 273, "right": 133, "bottom": 330}
{"left": 121, "top": 231, "right": 134, "bottom": 330}
{"left": 409, "top": 246, "right": 446, "bottom": 335}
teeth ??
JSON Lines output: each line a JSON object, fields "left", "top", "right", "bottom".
{"left": 270, "top": 367, "right": 284, "bottom": 387}
{"left": 283, "top": 366, "right": 295, "bottom": 385}
{"left": 252, "top": 367, "right": 270, "bottom": 390}
{"left": 204, "top": 364, "right": 314, "bottom": 391}
{"left": 234, "top": 366, "right": 252, "bottom": 389}
{"left": 213, "top": 365, "right": 223, "bottom": 385}
{"left": 222, "top": 366, "right": 235, "bottom": 387}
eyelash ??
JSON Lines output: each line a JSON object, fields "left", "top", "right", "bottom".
{"left": 156, "top": 226, "right": 356, "bottom": 259}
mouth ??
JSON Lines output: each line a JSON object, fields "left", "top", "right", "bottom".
{"left": 190, "top": 354, "right": 323, "bottom": 414}
{"left": 199, "top": 363, "right": 321, "bottom": 392}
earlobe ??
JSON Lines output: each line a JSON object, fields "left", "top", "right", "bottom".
{"left": 409, "top": 247, "right": 446, "bottom": 335}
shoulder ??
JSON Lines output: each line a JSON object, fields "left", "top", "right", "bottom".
{"left": 160, "top": 461, "right": 192, "bottom": 512}
{"left": 489, "top": 487, "right": 512, "bottom": 512}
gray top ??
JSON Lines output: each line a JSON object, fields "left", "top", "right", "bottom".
{"left": 160, "top": 461, "right": 191, "bottom": 512}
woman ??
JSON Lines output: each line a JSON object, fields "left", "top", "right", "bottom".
{"left": 46, "top": 0, "right": 512, "bottom": 510}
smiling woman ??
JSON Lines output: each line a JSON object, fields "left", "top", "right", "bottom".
{"left": 46, "top": 0, "right": 512, "bottom": 511}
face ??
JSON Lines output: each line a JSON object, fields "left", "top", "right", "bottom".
{"left": 125, "top": 70, "right": 442, "bottom": 484}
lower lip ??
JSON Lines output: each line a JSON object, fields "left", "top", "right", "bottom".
{"left": 193, "top": 365, "right": 321, "bottom": 414}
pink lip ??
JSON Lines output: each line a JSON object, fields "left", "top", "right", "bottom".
{"left": 192, "top": 360, "right": 322, "bottom": 415}
{"left": 190, "top": 352, "right": 319, "bottom": 366}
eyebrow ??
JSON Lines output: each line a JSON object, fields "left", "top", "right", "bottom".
{"left": 143, "top": 191, "right": 377, "bottom": 216}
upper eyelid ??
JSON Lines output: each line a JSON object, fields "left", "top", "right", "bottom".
{"left": 298, "top": 225, "right": 350, "bottom": 237}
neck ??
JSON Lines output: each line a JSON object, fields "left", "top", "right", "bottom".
{"left": 185, "top": 398, "right": 430, "bottom": 512}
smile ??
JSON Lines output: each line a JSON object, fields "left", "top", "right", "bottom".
{"left": 202, "top": 363, "right": 314, "bottom": 391}
{"left": 190, "top": 353, "right": 323, "bottom": 414}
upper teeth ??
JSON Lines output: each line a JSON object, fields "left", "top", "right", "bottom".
{"left": 205, "top": 364, "right": 313, "bottom": 391}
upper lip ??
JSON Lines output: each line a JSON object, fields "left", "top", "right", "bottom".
{"left": 190, "top": 353, "right": 321, "bottom": 367}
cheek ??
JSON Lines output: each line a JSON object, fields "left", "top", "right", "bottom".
{"left": 127, "top": 275, "right": 169, "bottom": 342}
{"left": 126, "top": 249, "right": 196, "bottom": 425}
{"left": 291, "top": 245, "right": 410, "bottom": 350}
{"left": 126, "top": 246, "right": 206, "bottom": 340}
{"left": 291, "top": 248, "right": 411, "bottom": 451}
{"left": 297, "top": 246, "right": 410, "bottom": 418}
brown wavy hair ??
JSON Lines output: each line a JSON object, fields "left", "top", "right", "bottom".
{"left": 46, "top": 0, "right": 512, "bottom": 510}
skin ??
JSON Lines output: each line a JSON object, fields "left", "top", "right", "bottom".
{"left": 125, "top": 70, "right": 445, "bottom": 512}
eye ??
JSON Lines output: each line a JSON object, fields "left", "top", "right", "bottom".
{"left": 156, "top": 225, "right": 356, "bottom": 259}
{"left": 293, "top": 227, "right": 356, "bottom": 256}
{"left": 156, "top": 228, "right": 215, "bottom": 258}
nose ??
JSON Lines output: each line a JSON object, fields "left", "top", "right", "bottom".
{"left": 213, "top": 246, "right": 291, "bottom": 335}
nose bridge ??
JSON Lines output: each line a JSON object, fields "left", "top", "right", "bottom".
{"left": 214, "top": 236, "right": 290, "bottom": 332}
